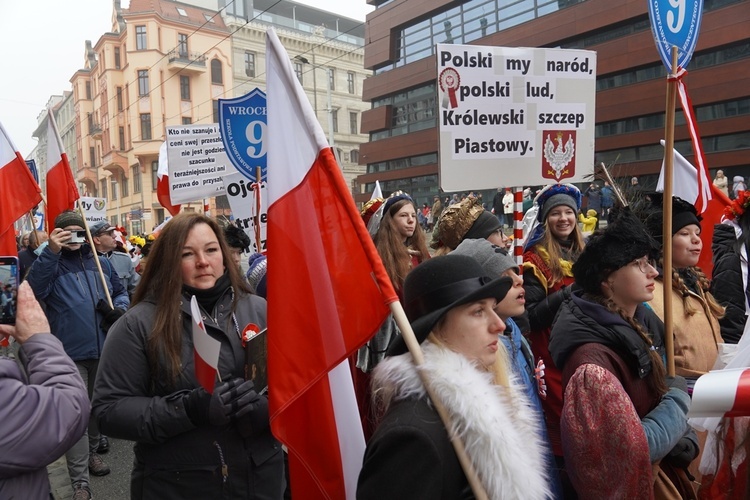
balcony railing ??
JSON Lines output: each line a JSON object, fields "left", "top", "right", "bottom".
{"left": 167, "top": 50, "right": 207, "bottom": 67}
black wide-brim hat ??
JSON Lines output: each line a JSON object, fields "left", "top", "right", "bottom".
{"left": 387, "top": 254, "right": 513, "bottom": 356}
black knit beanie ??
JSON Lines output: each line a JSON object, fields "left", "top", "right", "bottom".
{"left": 55, "top": 210, "right": 85, "bottom": 229}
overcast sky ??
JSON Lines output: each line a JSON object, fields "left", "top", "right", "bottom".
{"left": 0, "top": 0, "right": 373, "bottom": 157}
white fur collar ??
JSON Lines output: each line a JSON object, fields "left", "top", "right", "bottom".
{"left": 373, "top": 341, "right": 551, "bottom": 499}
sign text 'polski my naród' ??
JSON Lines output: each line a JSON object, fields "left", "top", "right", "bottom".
{"left": 437, "top": 45, "right": 597, "bottom": 191}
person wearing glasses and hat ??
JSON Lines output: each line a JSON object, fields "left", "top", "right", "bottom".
{"left": 357, "top": 255, "right": 550, "bottom": 499}
{"left": 549, "top": 209, "right": 696, "bottom": 497}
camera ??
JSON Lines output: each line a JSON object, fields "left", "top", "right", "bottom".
{"left": 68, "top": 230, "right": 87, "bottom": 244}
{"left": 0, "top": 257, "right": 19, "bottom": 325}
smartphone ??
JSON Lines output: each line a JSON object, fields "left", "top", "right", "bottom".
{"left": 68, "top": 230, "right": 87, "bottom": 244}
{"left": 0, "top": 257, "right": 19, "bottom": 325}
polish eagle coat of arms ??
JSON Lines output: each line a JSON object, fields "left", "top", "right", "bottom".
{"left": 542, "top": 131, "right": 576, "bottom": 181}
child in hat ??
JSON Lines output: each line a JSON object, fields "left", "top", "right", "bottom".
{"left": 548, "top": 209, "right": 697, "bottom": 497}
{"left": 357, "top": 254, "right": 550, "bottom": 499}
{"left": 431, "top": 196, "right": 507, "bottom": 256}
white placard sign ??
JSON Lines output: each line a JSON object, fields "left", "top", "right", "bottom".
{"left": 165, "top": 124, "right": 238, "bottom": 204}
{"left": 76, "top": 197, "right": 107, "bottom": 224}
{"left": 437, "top": 44, "right": 597, "bottom": 191}
{"left": 225, "top": 171, "right": 267, "bottom": 253}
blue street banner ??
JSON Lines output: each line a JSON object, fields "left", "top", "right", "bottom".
{"left": 648, "top": 0, "right": 703, "bottom": 71}
{"left": 25, "top": 159, "right": 39, "bottom": 184}
{"left": 218, "top": 89, "right": 267, "bottom": 182}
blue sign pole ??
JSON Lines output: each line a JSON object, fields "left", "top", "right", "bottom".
{"left": 218, "top": 89, "right": 267, "bottom": 182}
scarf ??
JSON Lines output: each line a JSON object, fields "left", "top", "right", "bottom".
{"left": 183, "top": 272, "right": 231, "bottom": 314}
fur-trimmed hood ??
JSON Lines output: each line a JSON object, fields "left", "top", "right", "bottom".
{"left": 373, "top": 341, "right": 551, "bottom": 499}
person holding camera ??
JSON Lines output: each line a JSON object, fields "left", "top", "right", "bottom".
{"left": 26, "top": 210, "right": 129, "bottom": 500}
{"left": 92, "top": 213, "right": 283, "bottom": 499}
{"left": 0, "top": 282, "right": 90, "bottom": 498}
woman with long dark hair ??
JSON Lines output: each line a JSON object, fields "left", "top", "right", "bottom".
{"left": 92, "top": 213, "right": 283, "bottom": 499}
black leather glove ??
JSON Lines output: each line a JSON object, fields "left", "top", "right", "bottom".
{"left": 666, "top": 433, "right": 699, "bottom": 468}
{"left": 101, "top": 308, "right": 125, "bottom": 332}
{"left": 183, "top": 378, "right": 260, "bottom": 427}
{"left": 665, "top": 375, "right": 689, "bottom": 394}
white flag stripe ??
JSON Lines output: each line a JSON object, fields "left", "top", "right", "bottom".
{"left": 266, "top": 28, "right": 328, "bottom": 205}
{"left": 190, "top": 296, "right": 221, "bottom": 372}
{"left": 0, "top": 122, "right": 20, "bottom": 165}
{"left": 688, "top": 368, "right": 744, "bottom": 418}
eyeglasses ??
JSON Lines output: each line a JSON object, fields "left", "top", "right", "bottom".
{"left": 633, "top": 257, "right": 657, "bottom": 274}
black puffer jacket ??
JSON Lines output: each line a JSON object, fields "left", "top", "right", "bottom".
{"left": 711, "top": 223, "right": 747, "bottom": 344}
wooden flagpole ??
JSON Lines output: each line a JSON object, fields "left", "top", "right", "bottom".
{"left": 662, "top": 46, "right": 679, "bottom": 377}
{"left": 77, "top": 203, "right": 114, "bottom": 309}
{"left": 389, "top": 301, "right": 490, "bottom": 500}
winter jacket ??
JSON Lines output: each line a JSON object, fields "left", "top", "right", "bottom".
{"left": 358, "top": 341, "right": 550, "bottom": 500}
{"left": 92, "top": 288, "right": 284, "bottom": 500}
{"left": 584, "top": 186, "right": 602, "bottom": 212}
{"left": 601, "top": 186, "right": 614, "bottom": 209}
{"left": 106, "top": 250, "right": 140, "bottom": 297}
{"left": 550, "top": 291, "right": 692, "bottom": 497}
{"left": 0, "top": 334, "right": 89, "bottom": 499}
{"left": 503, "top": 192, "right": 514, "bottom": 215}
{"left": 711, "top": 222, "right": 747, "bottom": 343}
{"left": 578, "top": 210, "right": 598, "bottom": 233}
{"left": 27, "top": 244, "right": 129, "bottom": 361}
{"left": 649, "top": 277, "right": 723, "bottom": 381}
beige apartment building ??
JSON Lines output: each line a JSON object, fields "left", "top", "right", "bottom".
{"left": 34, "top": 0, "right": 369, "bottom": 234}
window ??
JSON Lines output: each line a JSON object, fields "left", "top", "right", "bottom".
{"left": 138, "top": 70, "right": 149, "bottom": 96}
{"left": 111, "top": 215, "right": 118, "bottom": 227}
{"left": 118, "top": 127, "right": 125, "bottom": 150}
{"left": 178, "top": 33, "right": 188, "bottom": 56}
{"left": 328, "top": 68, "right": 335, "bottom": 91}
{"left": 111, "top": 179, "right": 118, "bottom": 200}
{"left": 89, "top": 146, "right": 96, "bottom": 168}
{"left": 151, "top": 161, "right": 159, "bottom": 189}
{"left": 211, "top": 59, "right": 223, "bottom": 84}
{"left": 100, "top": 179, "right": 107, "bottom": 199}
{"left": 347, "top": 72, "right": 355, "bottom": 94}
{"left": 140, "top": 113, "right": 151, "bottom": 140}
{"left": 116, "top": 86, "right": 123, "bottom": 111}
{"left": 212, "top": 100, "right": 220, "bottom": 123}
{"left": 331, "top": 109, "right": 338, "bottom": 133}
{"left": 85, "top": 81, "right": 91, "bottom": 99}
{"left": 87, "top": 113, "right": 94, "bottom": 134}
{"left": 176, "top": 7, "right": 187, "bottom": 16}
{"left": 244, "top": 52, "right": 256, "bottom": 77}
{"left": 204, "top": 14, "right": 215, "bottom": 23}
{"left": 114, "top": 47, "right": 121, "bottom": 69}
{"left": 182, "top": 117, "right": 192, "bottom": 125}
{"left": 349, "top": 112, "right": 358, "bottom": 134}
{"left": 351, "top": 149, "right": 360, "bottom": 163}
{"left": 121, "top": 176, "right": 129, "bottom": 197}
{"left": 133, "top": 166, "right": 141, "bottom": 193}
{"left": 136, "top": 26, "right": 147, "bottom": 50}
{"left": 294, "top": 62, "right": 303, "bottom": 84}
{"left": 180, "top": 75, "right": 190, "bottom": 101}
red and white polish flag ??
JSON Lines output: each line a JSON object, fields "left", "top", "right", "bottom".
{"left": 689, "top": 368, "right": 750, "bottom": 418}
{"left": 157, "top": 142, "right": 181, "bottom": 217}
{"left": 0, "top": 122, "right": 42, "bottom": 255}
{"left": 45, "top": 109, "right": 80, "bottom": 230}
{"left": 190, "top": 295, "right": 221, "bottom": 394}
{"left": 265, "top": 28, "right": 398, "bottom": 499}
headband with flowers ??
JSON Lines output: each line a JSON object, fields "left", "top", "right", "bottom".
{"left": 724, "top": 190, "right": 750, "bottom": 220}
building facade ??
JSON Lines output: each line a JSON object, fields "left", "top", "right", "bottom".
{"left": 356, "top": 0, "right": 750, "bottom": 206}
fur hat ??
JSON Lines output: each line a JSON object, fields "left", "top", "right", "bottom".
{"left": 388, "top": 254, "right": 513, "bottom": 356}
{"left": 641, "top": 194, "right": 702, "bottom": 247}
{"left": 573, "top": 208, "right": 659, "bottom": 295}
{"left": 246, "top": 252, "right": 267, "bottom": 298}
{"left": 453, "top": 239, "right": 519, "bottom": 277}
{"left": 224, "top": 224, "right": 251, "bottom": 253}
{"left": 431, "top": 197, "right": 491, "bottom": 250}
{"left": 536, "top": 184, "right": 582, "bottom": 222}
{"left": 54, "top": 210, "right": 85, "bottom": 229}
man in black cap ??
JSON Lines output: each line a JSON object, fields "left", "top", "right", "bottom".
{"left": 90, "top": 221, "right": 139, "bottom": 299}
{"left": 27, "top": 211, "right": 129, "bottom": 499}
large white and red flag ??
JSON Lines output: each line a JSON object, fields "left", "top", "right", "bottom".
{"left": 190, "top": 295, "right": 221, "bottom": 394}
{"left": 688, "top": 368, "right": 750, "bottom": 418}
{"left": 157, "top": 141, "right": 181, "bottom": 216}
{"left": 656, "top": 140, "right": 730, "bottom": 275}
{"left": 0, "top": 122, "right": 42, "bottom": 255}
{"left": 46, "top": 109, "right": 79, "bottom": 230}
{"left": 265, "top": 28, "right": 398, "bottom": 499}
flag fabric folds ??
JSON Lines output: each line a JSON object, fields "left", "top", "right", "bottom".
{"left": 157, "top": 141, "right": 181, "bottom": 216}
{"left": 657, "top": 141, "right": 730, "bottom": 275}
{"left": 265, "top": 28, "right": 398, "bottom": 499}
{"left": 0, "top": 122, "right": 42, "bottom": 255}
{"left": 190, "top": 295, "right": 220, "bottom": 394}
{"left": 46, "top": 109, "right": 79, "bottom": 230}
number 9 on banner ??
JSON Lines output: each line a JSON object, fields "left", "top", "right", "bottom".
{"left": 218, "top": 89, "right": 268, "bottom": 183}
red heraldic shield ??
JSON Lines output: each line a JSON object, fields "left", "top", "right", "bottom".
{"left": 541, "top": 130, "right": 576, "bottom": 182}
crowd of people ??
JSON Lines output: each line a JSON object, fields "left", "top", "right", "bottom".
{"left": 2, "top": 175, "right": 750, "bottom": 498}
